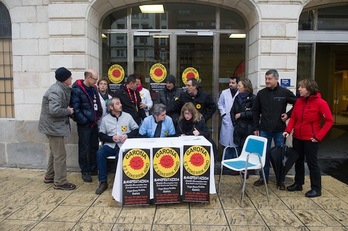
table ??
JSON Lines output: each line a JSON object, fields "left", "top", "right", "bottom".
{"left": 112, "top": 136, "right": 216, "bottom": 204}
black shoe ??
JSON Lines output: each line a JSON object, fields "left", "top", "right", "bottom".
{"left": 286, "top": 183, "right": 303, "bottom": 191}
{"left": 305, "top": 189, "right": 321, "bottom": 198}
{"left": 277, "top": 183, "right": 285, "bottom": 190}
{"left": 95, "top": 181, "right": 108, "bottom": 195}
{"left": 82, "top": 173, "right": 92, "bottom": 182}
{"left": 253, "top": 179, "right": 268, "bottom": 187}
{"left": 54, "top": 182, "right": 76, "bottom": 190}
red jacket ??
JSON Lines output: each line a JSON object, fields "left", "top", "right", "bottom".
{"left": 285, "top": 93, "right": 333, "bottom": 142}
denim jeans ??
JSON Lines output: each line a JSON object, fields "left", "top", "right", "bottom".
{"left": 259, "top": 131, "right": 284, "bottom": 181}
{"left": 96, "top": 145, "right": 119, "bottom": 182}
{"left": 77, "top": 125, "right": 99, "bottom": 174}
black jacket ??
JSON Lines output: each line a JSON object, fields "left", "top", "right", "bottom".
{"left": 176, "top": 119, "right": 210, "bottom": 139}
{"left": 175, "top": 87, "right": 217, "bottom": 122}
{"left": 252, "top": 84, "right": 297, "bottom": 133}
{"left": 70, "top": 79, "right": 102, "bottom": 128}
{"left": 156, "top": 87, "right": 182, "bottom": 122}
{"left": 112, "top": 84, "right": 146, "bottom": 125}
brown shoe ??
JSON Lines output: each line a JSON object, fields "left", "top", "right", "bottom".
{"left": 95, "top": 181, "right": 108, "bottom": 195}
{"left": 253, "top": 179, "right": 268, "bottom": 187}
{"left": 53, "top": 182, "right": 76, "bottom": 190}
{"left": 44, "top": 177, "right": 54, "bottom": 184}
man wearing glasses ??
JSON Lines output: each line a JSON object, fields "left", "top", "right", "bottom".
{"left": 70, "top": 69, "right": 103, "bottom": 182}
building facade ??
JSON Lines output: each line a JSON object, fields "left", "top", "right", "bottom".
{"left": 0, "top": 0, "right": 347, "bottom": 169}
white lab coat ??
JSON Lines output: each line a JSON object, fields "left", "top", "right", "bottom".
{"left": 139, "top": 87, "right": 153, "bottom": 116}
{"left": 217, "top": 88, "right": 238, "bottom": 147}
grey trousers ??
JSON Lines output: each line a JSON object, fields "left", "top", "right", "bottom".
{"left": 45, "top": 135, "right": 67, "bottom": 185}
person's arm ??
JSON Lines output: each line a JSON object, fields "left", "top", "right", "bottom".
{"left": 70, "top": 88, "right": 88, "bottom": 125}
{"left": 195, "top": 120, "right": 210, "bottom": 139}
{"left": 285, "top": 89, "right": 297, "bottom": 118}
{"left": 217, "top": 92, "right": 226, "bottom": 117}
{"left": 48, "top": 91, "right": 71, "bottom": 117}
{"left": 313, "top": 100, "right": 334, "bottom": 142}
{"left": 203, "top": 94, "right": 217, "bottom": 121}
{"left": 127, "top": 118, "right": 140, "bottom": 138}
{"left": 252, "top": 93, "right": 261, "bottom": 132}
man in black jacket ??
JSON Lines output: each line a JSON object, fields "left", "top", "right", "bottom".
{"left": 175, "top": 78, "right": 217, "bottom": 122}
{"left": 252, "top": 69, "right": 297, "bottom": 189}
{"left": 112, "top": 74, "right": 147, "bottom": 125}
{"left": 70, "top": 69, "right": 103, "bottom": 182}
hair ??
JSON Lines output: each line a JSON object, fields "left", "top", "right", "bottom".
{"left": 97, "top": 77, "right": 109, "bottom": 86}
{"left": 107, "top": 97, "right": 120, "bottom": 112}
{"left": 179, "top": 102, "right": 202, "bottom": 122}
{"left": 239, "top": 77, "right": 253, "bottom": 94}
{"left": 152, "top": 103, "right": 167, "bottom": 116}
{"left": 134, "top": 73, "right": 144, "bottom": 83}
{"left": 126, "top": 74, "right": 137, "bottom": 84}
{"left": 230, "top": 76, "right": 240, "bottom": 83}
{"left": 84, "top": 71, "right": 92, "bottom": 78}
{"left": 265, "top": 69, "right": 279, "bottom": 78}
{"left": 187, "top": 78, "right": 199, "bottom": 87}
{"left": 298, "top": 79, "right": 319, "bottom": 95}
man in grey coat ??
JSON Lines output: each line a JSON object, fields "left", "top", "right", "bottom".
{"left": 38, "top": 67, "right": 76, "bottom": 190}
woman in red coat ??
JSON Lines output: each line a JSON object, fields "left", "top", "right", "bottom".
{"left": 283, "top": 79, "right": 333, "bottom": 197}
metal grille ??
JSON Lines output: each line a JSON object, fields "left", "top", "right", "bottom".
{"left": 0, "top": 2, "right": 14, "bottom": 118}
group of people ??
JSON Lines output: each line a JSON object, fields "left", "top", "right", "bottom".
{"left": 38, "top": 67, "right": 333, "bottom": 198}
{"left": 38, "top": 68, "right": 218, "bottom": 195}
{"left": 218, "top": 69, "right": 333, "bottom": 197}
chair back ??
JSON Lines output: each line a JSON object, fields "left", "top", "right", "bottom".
{"left": 241, "top": 135, "right": 268, "bottom": 165}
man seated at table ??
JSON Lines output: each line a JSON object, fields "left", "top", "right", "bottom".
{"left": 139, "top": 103, "right": 176, "bottom": 138}
{"left": 96, "top": 97, "right": 139, "bottom": 195}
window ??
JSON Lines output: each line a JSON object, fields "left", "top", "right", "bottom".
{"left": 0, "top": 2, "right": 14, "bottom": 118}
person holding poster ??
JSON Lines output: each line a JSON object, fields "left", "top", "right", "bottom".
{"left": 95, "top": 97, "right": 139, "bottom": 195}
{"left": 139, "top": 104, "right": 176, "bottom": 138}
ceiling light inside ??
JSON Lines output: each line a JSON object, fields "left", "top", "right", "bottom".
{"left": 139, "top": 5, "right": 164, "bottom": 13}
{"left": 229, "top": 33, "right": 246, "bottom": 38}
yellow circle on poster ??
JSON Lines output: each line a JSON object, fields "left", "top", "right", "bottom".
{"left": 182, "top": 67, "right": 200, "bottom": 84}
{"left": 108, "top": 64, "right": 125, "bottom": 84}
{"left": 150, "top": 63, "right": 167, "bottom": 83}
{"left": 123, "top": 149, "right": 150, "bottom": 179}
{"left": 153, "top": 148, "right": 180, "bottom": 178}
{"left": 183, "top": 146, "right": 210, "bottom": 176}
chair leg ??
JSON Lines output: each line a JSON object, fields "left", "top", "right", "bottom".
{"left": 260, "top": 166, "right": 269, "bottom": 202}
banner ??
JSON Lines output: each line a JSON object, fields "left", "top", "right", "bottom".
{"left": 182, "top": 145, "right": 210, "bottom": 203}
{"left": 122, "top": 148, "right": 151, "bottom": 206}
{"left": 153, "top": 147, "right": 181, "bottom": 204}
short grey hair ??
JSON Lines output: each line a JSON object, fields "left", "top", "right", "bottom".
{"left": 152, "top": 103, "right": 166, "bottom": 116}
{"left": 265, "top": 69, "right": 279, "bottom": 78}
{"left": 107, "top": 97, "right": 120, "bottom": 112}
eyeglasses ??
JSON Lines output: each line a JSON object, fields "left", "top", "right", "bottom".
{"left": 90, "top": 76, "right": 98, "bottom": 81}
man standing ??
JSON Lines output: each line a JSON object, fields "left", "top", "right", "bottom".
{"left": 175, "top": 78, "right": 217, "bottom": 122}
{"left": 217, "top": 76, "right": 239, "bottom": 159}
{"left": 95, "top": 97, "right": 139, "bottom": 195}
{"left": 252, "top": 69, "right": 297, "bottom": 189}
{"left": 112, "top": 74, "right": 147, "bottom": 125}
{"left": 38, "top": 67, "right": 76, "bottom": 190}
{"left": 156, "top": 74, "right": 182, "bottom": 125}
{"left": 70, "top": 69, "right": 102, "bottom": 182}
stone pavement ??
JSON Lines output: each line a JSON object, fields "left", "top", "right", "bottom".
{"left": 0, "top": 168, "right": 347, "bottom": 231}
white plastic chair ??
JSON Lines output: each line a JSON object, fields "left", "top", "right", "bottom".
{"left": 218, "top": 135, "right": 269, "bottom": 205}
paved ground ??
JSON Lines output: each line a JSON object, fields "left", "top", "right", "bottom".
{"left": 0, "top": 168, "right": 347, "bottom": 231}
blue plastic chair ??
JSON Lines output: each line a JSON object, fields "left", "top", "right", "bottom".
{"left": 218, "top": 135, "right": 269, "bottom": 205}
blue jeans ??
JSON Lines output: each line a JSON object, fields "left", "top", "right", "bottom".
{"left": 259, "top": 131, "right": 284, "bottom": 182}
{"left": 96, "top": 145, "right": 119, "bottom": 182}
{"left": 77, "top": 125, "right": 99, "bottom": 174}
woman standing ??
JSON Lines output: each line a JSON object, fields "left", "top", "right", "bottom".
{"left": 230, "top": 78, "right": 256, "bottom": 155}
{"left": 283, "top": 79, "right": 333, "bottom": 197}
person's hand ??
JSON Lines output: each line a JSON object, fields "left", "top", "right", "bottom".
{"left": 68, "top": 106, "right": 74, "bottom": 115}
{"left": 235, "top": 113, "right": 241, "bottom": 120}
{"left": 283, "top": 132, "right": 289, "bottom": 138}
{"left": 281, "top": 113, "right": 288, "bottom": 122}
{"left": 310, "top": 137, "right": 318, "bottom": 142}
{"left": 254, "top": 130, "right": 260, "bottom": 136}
{"left": 120, "top": 134, "right": 128, "bottom": 143}
{"left": 139, "top": 103, "right": 147, "bottom": 109}
{"left": 193, "top": 128, "right": 200, "bottom": 136}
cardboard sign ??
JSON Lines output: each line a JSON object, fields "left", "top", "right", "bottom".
{"left": 122, "top": 148, "right": 151, "bottom": 206}
{"left": 153, "top": 147, "right": 181, "bottom": 204}
{"left": 182, "top": 145, "right": 210, "bottom": 203}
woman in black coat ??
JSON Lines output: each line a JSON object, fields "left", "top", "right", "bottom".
{"left": 230, "top": 78, "right": 256, "bottom": 154}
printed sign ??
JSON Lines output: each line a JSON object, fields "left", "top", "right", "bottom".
{"left": 153, "top": 147, "right": 181, "bottom": 204}
{"left": 108, "top": 64, "right": 125, "bottom": 84}
{"left": 281, "top": 79, "right": 291, "bottom": 87}
{"left": 122, "top": 148, "right": 151, "bottom": 206}
{"left": 182, "top": 145, "right": 210, "bottom": 203}
{"left": 150, "top": 63, "right": 167, "bottom": 83}
{"left": 182, "top": 67, "right": 200, "bottom": 84}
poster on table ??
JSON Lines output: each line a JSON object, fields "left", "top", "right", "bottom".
{"left": 122, "top": 148, "right": 151, "bottom": 206}
{"left": 182, "top": 145, "right": 210, "bottom": 203}
{"left": 153, "top": 147, "right": 181, "bottom": 204}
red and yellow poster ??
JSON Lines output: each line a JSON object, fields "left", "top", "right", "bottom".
{"left": 150, "top": 63, "right": 167, "bottom": 83}
{"left": 122, "top": 148, "right": 150, "bottom": 206}
{"left": 108, "top": 64, "right": 125, "bottom": 84}
{"left": 182, "top": 145, "right": 210, "bottom": 203}
{"left": 181, "top": 67, "right": 200, "bottom": 84}
{"left": 153, "top": 147, "right": 181, "bottom": 204}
